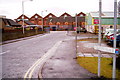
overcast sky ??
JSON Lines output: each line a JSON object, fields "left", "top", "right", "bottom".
{"left": 0, "top": 0, "right": 120, "bottom": 19}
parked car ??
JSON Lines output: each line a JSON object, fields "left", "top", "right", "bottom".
{"left": 107, "top": 33, "right": 120, "bottom": 47}
{"left": 104, "top": 29, "right": 120, "bottom": 41}
{"left": 76, "top": 27, "right": 87, "bottom": 33}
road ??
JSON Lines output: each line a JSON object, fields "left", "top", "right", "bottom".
{"left": 1, "top": 31, "right": 75, "bottom": 79}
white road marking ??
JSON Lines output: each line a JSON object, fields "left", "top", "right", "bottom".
{"left": 0, "top": 50, "right": 10, "bottom": 55}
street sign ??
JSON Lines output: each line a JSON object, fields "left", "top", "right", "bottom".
{"left": 94, "top": 46, "right": 119, "bottom": 54}
{"left": 115, "top": 48, "right": 119, "bottom": 54}
{"left": 94, "top": 19, "right": 99, "bottom": 24}
{"left": 74, "top": 27, "right": 77, "bottom": 31}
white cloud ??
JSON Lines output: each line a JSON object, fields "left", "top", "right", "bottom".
{"left": 0, "top": 0, "right": 119, "bottom": 19}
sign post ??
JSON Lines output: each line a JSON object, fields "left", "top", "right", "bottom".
{"left": 94, "top": 46, "right": 119, "bottom": 54}
{"left": 112, "top": 0, "right": 117, "bottom": 79}
{"left": 98, "top": 0, "right": 102, "bottom": 77}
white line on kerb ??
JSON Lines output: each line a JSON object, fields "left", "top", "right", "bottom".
{"left": 0, "top": 50, "right": 10, "bottom": 55}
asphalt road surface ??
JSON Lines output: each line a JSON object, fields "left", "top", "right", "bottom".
{"left": 1, "top": 31, "right": 75, "bottom": 79}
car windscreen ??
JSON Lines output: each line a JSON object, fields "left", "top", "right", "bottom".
{"left": 117, "top": 30, "right": 120, "bottom": 33}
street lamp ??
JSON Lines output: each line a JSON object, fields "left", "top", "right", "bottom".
{"left": 35, "top": 15, "right": 38, "bottom": 25}
{"left": 75, "top": 13, "right": 78, "bottom": 56}
{"left": 64, "top": 15, "right": 72, "bottom": 34}
{"left": 41, "top": 10, "right": 47, "bottom": 31}
{"left": 22, "top": 0, "right": 33, "bottom": 34}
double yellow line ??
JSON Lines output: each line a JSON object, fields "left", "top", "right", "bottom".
{"left": 24, "top": 41, "right": 62, "bottom": 80}
{"left": 24, "top": 52, "right": 50, "bottom": 80}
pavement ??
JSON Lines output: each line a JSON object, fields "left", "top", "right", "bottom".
{"left": 41, "top": 34, "right": 97, "bottom": 78}
{"left": 41, "top": 32, "right": 114, "bottom": 79}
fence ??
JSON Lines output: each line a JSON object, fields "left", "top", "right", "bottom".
{"left": 2, "top": 27, "right": 44, "bottom": 41}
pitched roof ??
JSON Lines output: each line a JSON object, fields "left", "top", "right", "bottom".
{"left": 16, "top": 14, "right": 29, "bottom": 20}
{"left": 77, "top": 12, "right": 86, "bottom": 16}
{"left": 90, "top": 12, "right": 120, "bottom": 18}
{"left": 59, "top": 12, "right": 72, "bottom": 17}
{"left": 2, "top": 18, "right": 21, "bottom": 27}
{"left": 8, "top": 19, "right": 21, "bottom": 26}
{"left": 44, "top": 13, "right": 56, "bottom": 19}
{"left": 24, "top": 20, "right": 35, "bottom": 25}
{"left": 30, "top": 13, "right": 42, "bottom": 20}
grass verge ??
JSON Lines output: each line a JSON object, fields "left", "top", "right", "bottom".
{"left": 77, "top": 57, "right": 120, "bottom": 79}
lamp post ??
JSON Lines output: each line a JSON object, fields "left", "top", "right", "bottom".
{"left": 48, "top": 19, "right": 52, "bottom": 33}
{"left": 35, "top": 15, "right": 38, "bottom": 25}
{"left": 75, "top": 13, "right": 78, "bottom": 56}
{"left": 35, "top": 15, "right": 38, "bottom": 34}
{"left": 63, "top": 15, "right": 68, "bottom": 34}
{"left": 64, "top": 15, "right": 72, "bottom": 35}
{"left": 22, "top": 0, "right": 33, "bottom": 34}
{"left": 41, "top": 10, "right": 47, "bottom": 31}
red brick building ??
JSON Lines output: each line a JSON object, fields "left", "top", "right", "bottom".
{"left": 44, "top": 13, "right": 57, "bottom": 26}
{"left": 15, "top": 14, "right": 34, "bottom": 26}
{"left": 47, "top": 12, "right": 86, "bottom": 30}
{"left": 77, "top": 12, "right": 86, "bottom": 28}
{"left": 29, "top": 13, "right": 42, "bottom": 25}
{"left": 15, "top": 12, "right": 86, "bottom": 31}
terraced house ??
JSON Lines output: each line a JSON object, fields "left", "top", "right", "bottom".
{"left": 15, "top": 12, "right": 86, "bottom": 31}
{"left": 47, "top": 12, "right": 86, "bottom": 30}
{"left": 15, "top": 14, "right": 35, "bottom": 26}
{"left": 29, "top": 13, "right": 42, "bottom": 25}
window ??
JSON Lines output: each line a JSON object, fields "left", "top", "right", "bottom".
{"left": 64, "top": 15, "right": 67, "bottom": 17}
{"left": 80, "top": 14, "right": 83, "bottom": 17}
{"left": 35, "top": 15, "right": 38, "bottom": 18}
{"left": 49, "top": 15, "right": 52, "bottom": 18}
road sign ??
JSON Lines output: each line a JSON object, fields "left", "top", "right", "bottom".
{"left": 94, "top": 19, "right": 99, "bottom": 24}
{"left": 94, "top": 46, "right": 119, "bottom": 54}
{"left": 115, "top": 49, "right": 119, "bottom": 54}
